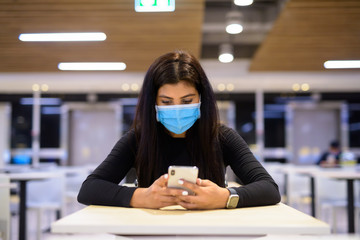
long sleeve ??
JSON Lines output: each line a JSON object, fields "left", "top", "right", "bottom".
{"left": 220, "top": 126, "right": 281, "bottom": 207}
{"left": 77, "top": 129, "right": 138, "bottom": 207}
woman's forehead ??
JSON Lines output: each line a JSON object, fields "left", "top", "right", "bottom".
{"left": 157, "top": 81, "right": 198, "bottom": 97}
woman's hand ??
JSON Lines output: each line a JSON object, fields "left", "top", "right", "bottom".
{"left": 175, "top": 178, "right": 230, "bottom": 210}
{"left": 129, "top": 174, "right": 184, "bottom": 209}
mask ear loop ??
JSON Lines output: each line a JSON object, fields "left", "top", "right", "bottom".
{"left": 155, "top": 105, "right": 160, "bottom": 122}
{"left": 198, "top": 94, "right": 201, "bottom": 119}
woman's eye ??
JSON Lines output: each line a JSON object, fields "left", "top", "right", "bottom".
{"left": 182, "top": 99, "right": 193, "bottom": 104}
{"left": 161, "top": 100, "right": 172, "bottom": 105}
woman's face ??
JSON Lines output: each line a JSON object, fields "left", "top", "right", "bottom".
{"left": 156, "top": 81, "right": 200, "bottom": 106}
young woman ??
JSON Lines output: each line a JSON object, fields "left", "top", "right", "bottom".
{"left": 77, "top": 50, "right": 281, "bottom": 210}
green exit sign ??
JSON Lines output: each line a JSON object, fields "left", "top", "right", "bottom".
{"left": 135, "top": 0, "right": 175, "bottom": 12}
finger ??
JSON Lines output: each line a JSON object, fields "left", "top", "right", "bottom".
{"left": 197, "top": 179, "right": 214, "bottom": 187}
{"left": 177, "top": 200, "right": 198, "bottom": 210}
{"left": 178, "top": 179, "right": 198, "bottom": 193}
{"left": 159, "top": 195, "right": 179, "bottom": 204}
{"left": 196, "top": 178, "right": 202, "bottom": 185}
{"left": 176, "top": 195, "right": 197, "bottom": 204}
{"left": 154, "top": 174, "right": 169, "bottom": 187}
{"left": 165, "top": 188, "right": 185, "bottom": 197}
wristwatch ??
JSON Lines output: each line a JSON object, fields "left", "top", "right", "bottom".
{"left": 226, "top": 187, "right": 239, "bottom": 209}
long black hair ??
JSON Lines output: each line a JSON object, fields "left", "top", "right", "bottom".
{"left": 133, "top": 50, "right": 225, "bottom": 187}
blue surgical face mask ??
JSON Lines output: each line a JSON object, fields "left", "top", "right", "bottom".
{"left": 155, "top": 102, "right": 201, "bottom": 135}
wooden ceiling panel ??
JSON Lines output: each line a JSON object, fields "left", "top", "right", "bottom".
{"left": 0, "top": 0, "right": 204, "bottom": 72}
{"left": 250, "top": 0, "right": 360, "bottom": 71}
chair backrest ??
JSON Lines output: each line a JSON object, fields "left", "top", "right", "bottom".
{"left": 64, "top": 167, "right": 89, "bottom": 196}
{"left": 26, "top": 171, "right": 66, "bottom": 216}
{"left": 0, "top": 174, "right": 11, "bottom": 240}
{"left": 315, "top": 175, "right": 347, "bottom": 202}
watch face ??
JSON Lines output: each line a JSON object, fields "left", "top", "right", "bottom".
{"left": 228, "top": 195, "right": 239, "bottom": 208}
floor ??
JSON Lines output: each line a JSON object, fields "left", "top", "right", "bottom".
{"left": 8, "top": 198, "right": 360, "bottom": 240}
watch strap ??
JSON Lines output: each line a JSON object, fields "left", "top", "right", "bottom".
{"left": 227, "top": 187, "right": 237, "bottom": 196}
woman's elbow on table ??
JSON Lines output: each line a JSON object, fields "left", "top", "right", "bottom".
{"left": 77, "top": 181, "right": 91, "bottom": 205}
{"left": 268, "top": 182, "right": 282, "bottom": 205}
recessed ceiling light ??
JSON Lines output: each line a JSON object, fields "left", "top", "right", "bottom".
{"left": 217, "top": 83, "right": 226, "bottom": 91}
{"left": 58, "top": 62, "right": 126, "bottom": 71}
{"left": 292, "top": 83, "right": 300, "bottom": 92}
{"left": 301, "top": 83, "right": 310, "bottom": 92}
{"left": 19, "top": 32, "right": 107, "bottom": 42}
{"left": 324, "top": 60, "right": 360, "bottom": 69}
{"left": 122, "top": 83, "right": 130, "bottom": 91}
{"left": 226, "top": 84, "right": 235, "bottom": 91}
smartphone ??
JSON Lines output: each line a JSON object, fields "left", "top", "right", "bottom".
{"left": 167, "top": 166, "right": 199, "bottom": 195}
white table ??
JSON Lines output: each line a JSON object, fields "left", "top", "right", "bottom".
{"left": 51, "top": 203, "right": 330, "bottom": 238}
{"left": 277, "top": 164, "right": 360, "bottom": 233}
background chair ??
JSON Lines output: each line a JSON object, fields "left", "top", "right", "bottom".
{"left": 0, "top": 174, "right": 11, "bottom": 240}
{"left": 26, "top": 171, "right": 66, "bottom": 240}
{"left": 316, "top": 175, "right": 360, "bottom": 233}
{"left": 63, "top": 167, "right": 89, "bottom": 214}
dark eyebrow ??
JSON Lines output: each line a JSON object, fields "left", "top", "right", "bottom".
{"left": 158, "top": 93, "right": 196, "bottom": 99}
{"left": 180, "top": 94, "right": 196, "bottom": 99}
{"left": 158, "top": 95, "right": 173, "bottom": 99}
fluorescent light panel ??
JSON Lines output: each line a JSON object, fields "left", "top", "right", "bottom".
{"left": 324, "top": 60, "right": 360, "bottom": 69}
{"left": 19, "top": 32, "right": 107, "bottom": 42}
{"left": 58, "top": 62, "right": 126, "bottom": 71}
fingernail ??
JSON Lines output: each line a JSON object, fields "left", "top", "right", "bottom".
{"left": 164, "top": 174, "right": 168, "bottom": 179}
{"left": 178, "top": 179, "right": 184, "bottom": 185}
{"left": 182, "top": 191, "right": 188, "bottom": 196}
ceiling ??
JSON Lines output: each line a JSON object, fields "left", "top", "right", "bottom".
{"left": 250, "top": 0, "right": 360, "bottom": 71}
{"left": 0, "top": 0, "right": 286, "bottom": 73}
{"left": 202, "top": 0, "right": 285, "bottom": 59}
{"left": 0, "top": 0, "right": 204, "bottom": 72}
{"left": 0, "top": 0, "right": 359, "bottom": 93}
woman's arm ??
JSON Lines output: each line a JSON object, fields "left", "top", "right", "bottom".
{"left": 77, "top": 129, "right": 138, "bottom": 207}
{"left": 77, "top": 129, "right": 185, "bottom": 208}
{"left": 171, "top": 126, "right": 280, "bottom": 210}
{"left": 221, "top": 126, "right": 281, "bottom": 207}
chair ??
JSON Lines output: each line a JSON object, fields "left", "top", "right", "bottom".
{"left": 321, "top": 199, "right": 360, "bottom": 233}
{"left": 316, "top": 175, "right": 360, "bottom": 233}
{"left": 0, "top": 174, "right": 11, "bottom": 240}
{"left": 63, "top": 167, "right": 89, "bottom": 214}
{"left": 285, "top": 170, "right": 312, "bottom": 213}
{"left": 26, "top": 171, "right": 66, "bottom": 240}
{"left": 262, "top": 163, "right": 286, "bottom": 200}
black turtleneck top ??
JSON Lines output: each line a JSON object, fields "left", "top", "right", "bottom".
{"left": 77, "top": 125, "right": 281, "bottom": 208}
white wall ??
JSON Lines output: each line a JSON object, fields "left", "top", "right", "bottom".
{"left": 0, "top": 104, "right": 11, "bottom": 168}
